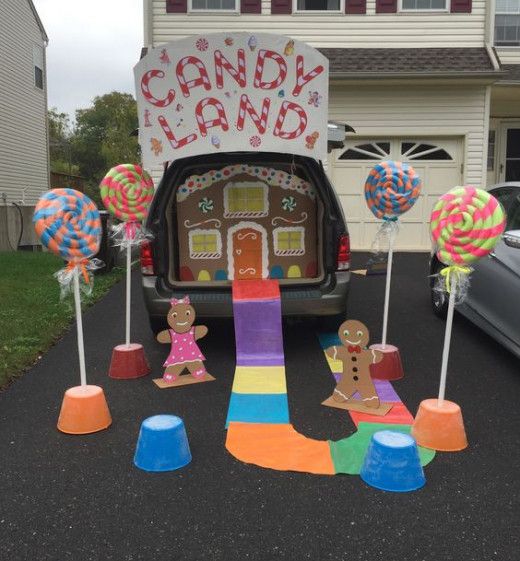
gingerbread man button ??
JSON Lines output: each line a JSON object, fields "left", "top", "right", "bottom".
{"left": 325, "top": 320, "right": 383, "bottom": 409}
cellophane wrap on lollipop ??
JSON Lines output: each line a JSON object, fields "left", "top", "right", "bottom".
{"left": 99, "top": 164, "right": 154, "bottom": 248}
{"left": 33, "top": 188, "right": 103, "bottom": 297}
{"left": 430, "top": 185, "right": 506, "bottom": 302}
{"left": 365, "top": 161, "right": 422, "bottom": 221}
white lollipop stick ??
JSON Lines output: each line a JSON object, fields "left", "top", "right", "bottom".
{"left": 438, "top": 274, "right": 457, "bottom": 407}
{"left": 381, "top": 239, "right": 393, "bottom": 349}
{"left": 73, "top": 266, "right": 87, "bottom": 387}
{"left": 125, "top": 240, "right": 131, "bottom": 347}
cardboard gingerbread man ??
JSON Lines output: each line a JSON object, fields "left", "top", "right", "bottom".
{"left": 157, "top": 296, "right": 210, "bottom": 383}
{"left": 325, "top": 320, "right": 383, "bottom": 409}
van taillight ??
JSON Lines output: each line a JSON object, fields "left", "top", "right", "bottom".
{"left": 140, "top": 241, "right": 155, "bottom": 275}
{"left": 337, "top": 233, "right": 351, "bottom": 271}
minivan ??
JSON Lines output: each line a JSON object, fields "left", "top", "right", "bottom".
{"left": 140, "top": 150, "right": 351, "bottom": 333}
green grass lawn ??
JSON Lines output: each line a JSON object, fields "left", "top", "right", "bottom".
{"left": 0, "top": 251, "right": 124, "bottom": 388}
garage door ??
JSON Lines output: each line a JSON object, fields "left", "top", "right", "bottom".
{"left": 329, "top": 138, "right": 463, "bottom": 250}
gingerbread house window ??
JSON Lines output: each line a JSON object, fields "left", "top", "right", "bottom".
{"left": 273, "top": 227, "right": 305, "bottom": 256}
{"left": 189, "top": 229, "right": 222, "bottom": 259}
{"left": 224, "top": 181, "right": 268, "bottom": 218}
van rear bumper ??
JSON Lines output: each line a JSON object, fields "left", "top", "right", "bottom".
{"left": 142, "top": 271, "right": 350, "bottom": 320}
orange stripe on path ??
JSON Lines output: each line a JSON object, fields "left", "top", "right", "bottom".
{"left": 226, "top": 422, "right": 335, "bottom": 475}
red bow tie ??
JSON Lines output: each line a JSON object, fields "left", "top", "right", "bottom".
{"left": 348, "top": 345, "right": 361, "bottom": 353}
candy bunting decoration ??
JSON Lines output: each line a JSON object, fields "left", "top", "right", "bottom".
{"left": 365, "top": 161, "right": 422, "bottom": 221}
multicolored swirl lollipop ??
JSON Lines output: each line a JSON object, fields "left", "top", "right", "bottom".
{"left": 33, "top": 188, "right": 101, "bottom": 260}
{"left": 365, "top": 161, "right": 422, "bottom": 220}
{"left": 430, "top": 186, "right": 506, "bottom": 266}
{"left": 100, "top": 164, "right": 154, "bottom": 223}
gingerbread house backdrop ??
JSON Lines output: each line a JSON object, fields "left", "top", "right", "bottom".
{"left": 175, "top": 164, "right": 319, "bottom": 281}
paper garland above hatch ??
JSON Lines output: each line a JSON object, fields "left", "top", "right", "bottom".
{"left": 176, "top": 164, "right": 316, "bottom": 202}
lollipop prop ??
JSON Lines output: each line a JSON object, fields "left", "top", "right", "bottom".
{"left": 412, "top": 186, "right": 505, "bottom": 452}
{"left": 364, "top": 161, "right": 422, "bottom": 380}
{"left": 100, "top": 164, "right": 153, "bottom": 379}
{"left": 33, "top": 189, "right": 112, "bottom": 434}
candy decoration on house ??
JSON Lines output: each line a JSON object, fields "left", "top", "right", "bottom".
{"left": 322, "top": 320, "right": 393, "bottom": 416}
{"left": 364, "top": 161, "right": 422, "bottom": 381}
{"left": 153, "top": 296, "right": 215, "bottom": 389}
{"left": 100, "top": 163, "right": 154, "bottom": 380}
{"left": 412, "top": 186, "right": 505, "bottom": 452}
{"left": 33, "top": 188, "right": 112, "bottom": 434}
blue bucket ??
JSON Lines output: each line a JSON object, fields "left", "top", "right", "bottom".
{"left": 134, "top": 415, "right": 192, "bottom": 472}
{"left": 360, "top": 430, "right": 425, "bottom": 492}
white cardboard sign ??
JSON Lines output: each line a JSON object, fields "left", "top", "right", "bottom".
{"left": 134, "top": 33, "right": 329, "bottom": 166}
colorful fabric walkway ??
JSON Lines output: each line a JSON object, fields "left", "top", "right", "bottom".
{"left": 225, "top": 280, "right": 435, "bottom": 475}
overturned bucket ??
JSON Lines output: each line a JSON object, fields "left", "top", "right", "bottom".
{"left": 360, "top": 430, "right": 425, "bottom": 493}
{"left": 134, "top": 415, "right": 192, "bottom": 472}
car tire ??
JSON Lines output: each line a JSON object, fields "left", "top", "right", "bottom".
{"left": 431, "top": 262, "right": 448, "bottom": 319}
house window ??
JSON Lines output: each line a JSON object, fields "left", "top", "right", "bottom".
{"left": 495, "top": 0, "right": 520, "bottom": 46}
{"left": 488, "top": 130, "right": 496, "bottom": 171}
{"left": 401, "top": 0, "right": 447, "bottom": 9}
{"left": 401, "top": 142, "right": 453, "bottom": 160}
{"left": 295, "top": 0, "right": 341, "bottom": 11}
{"left": 33, "top": 44, "right": 44, "bottom": 90}
{"left": 190, "top": 0, "right": 238, "bottom": 10}
{"left": 339, "top": 142, "right": 391, "bottom": 160}
{"left": 224, "top": 181, "right": 268, "bottom": 218}
{"left": 274, "top": 227, "right": 305, "bottom": 256}
{"left": 189, "top": 229, "right": 222, "bottom": 259}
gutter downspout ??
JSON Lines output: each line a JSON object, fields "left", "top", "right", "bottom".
{"left": 485, "top": 0, "right": 500, "bottom": 71}
{"left": 143, "top": 0, "right": 154, "bottom": 49}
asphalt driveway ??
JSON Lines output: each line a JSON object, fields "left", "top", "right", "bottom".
{"left": 1, "top": 253, "right": 519, "bottom": 561}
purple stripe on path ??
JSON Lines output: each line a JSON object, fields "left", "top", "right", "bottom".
{"left": 331, "top": 373, "right": 401, "bottom": 402}
{"left": 353, "top": 380, "right": 401, "bottom": 402}
{"left": 233, "top": 298, "right": 284, "bottom": 366}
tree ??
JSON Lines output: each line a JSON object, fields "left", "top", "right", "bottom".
{"left": 48, "top": 108, "right": 78, "bottom": 175}
{"left": 72, "top": 92, "right": 140, "bottom": 191}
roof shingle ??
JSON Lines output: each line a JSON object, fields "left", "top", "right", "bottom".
{"left": 319, "top": 47, "right": 498, "bottom": 76}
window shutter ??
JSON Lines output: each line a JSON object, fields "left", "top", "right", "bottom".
{"left": 271, "top": 0, "right": 292, "bottom": 14}
{"left": 375, "top": 0, "right": 396, "bottom": 13}
{"left": 451, "top": 0, "right": 471, "bottom": 13}
{"left": 241, "top": 0, "right": 262, "bottom": 12}
{"left": 345, "top": 0, "right": 366, "bottom": 13}
{"left": 166, "top": 0, "right": 187, "bottom": 13}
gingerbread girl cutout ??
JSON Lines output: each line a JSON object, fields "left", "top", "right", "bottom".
{"left": 157, "top": 296, "right": 209, "bottom": 383}
{"left": 325, "top": 320, "right": 383, "bottom": 409}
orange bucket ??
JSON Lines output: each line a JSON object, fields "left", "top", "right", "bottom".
{"left": 57, "top": 385, "right": 112, "bottom": 435}
{"left": 411, "top": 398, "right": 468, "bottom": 452}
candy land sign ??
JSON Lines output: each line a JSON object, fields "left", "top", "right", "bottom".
{"left": 134, "top": 33, "right": 329, "bottom": 166}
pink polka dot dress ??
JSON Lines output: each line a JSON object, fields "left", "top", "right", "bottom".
{"left": 163, "top": 327, "right": 205, "bottom": 367}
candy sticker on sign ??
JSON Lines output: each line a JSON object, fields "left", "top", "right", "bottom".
{"left": 134, "top": 33, "right": 329, "bottom": 166}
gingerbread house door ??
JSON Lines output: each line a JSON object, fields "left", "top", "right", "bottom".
{"left": 230, "top": 226, "right": 266, "bottom": 280}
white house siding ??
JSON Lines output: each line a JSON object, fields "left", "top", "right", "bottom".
{"left": 0, "top": 0, "right": 49, "bottom": 206}
{"left": 327, "top": 83, "right": 489, "bottom": 250}
{"left": 150, "top": 0, "right": 487, "bottom": 48}
{"left": 496, "top": 48, "right": 520, "bottom": 65}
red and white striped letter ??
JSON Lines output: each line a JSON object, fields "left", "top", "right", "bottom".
{"left": 141, "top": 70, "right": 176, "bottom": 108}
{"left": 292, "top": 55, "right": 324, "bottom": 97}
{"left": 195, "top": 97, "right": 229, "bottom": 137}
{"left": 236, "top": 95, "right": 270, "bottom": 134}
{"left": 176, "top": 56, "right": 211, "bottom": 98}
{"left": 214, "top": 49, "right": 246, "bottom": 89}
{"left": 158, "top": 115, "right": 197, "bottom": 149}
{"left": 273, "top": 101, "right": 307, "bottom": 140}
{"left": 253, "top": 50, "right": 287, "bottom": 90}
